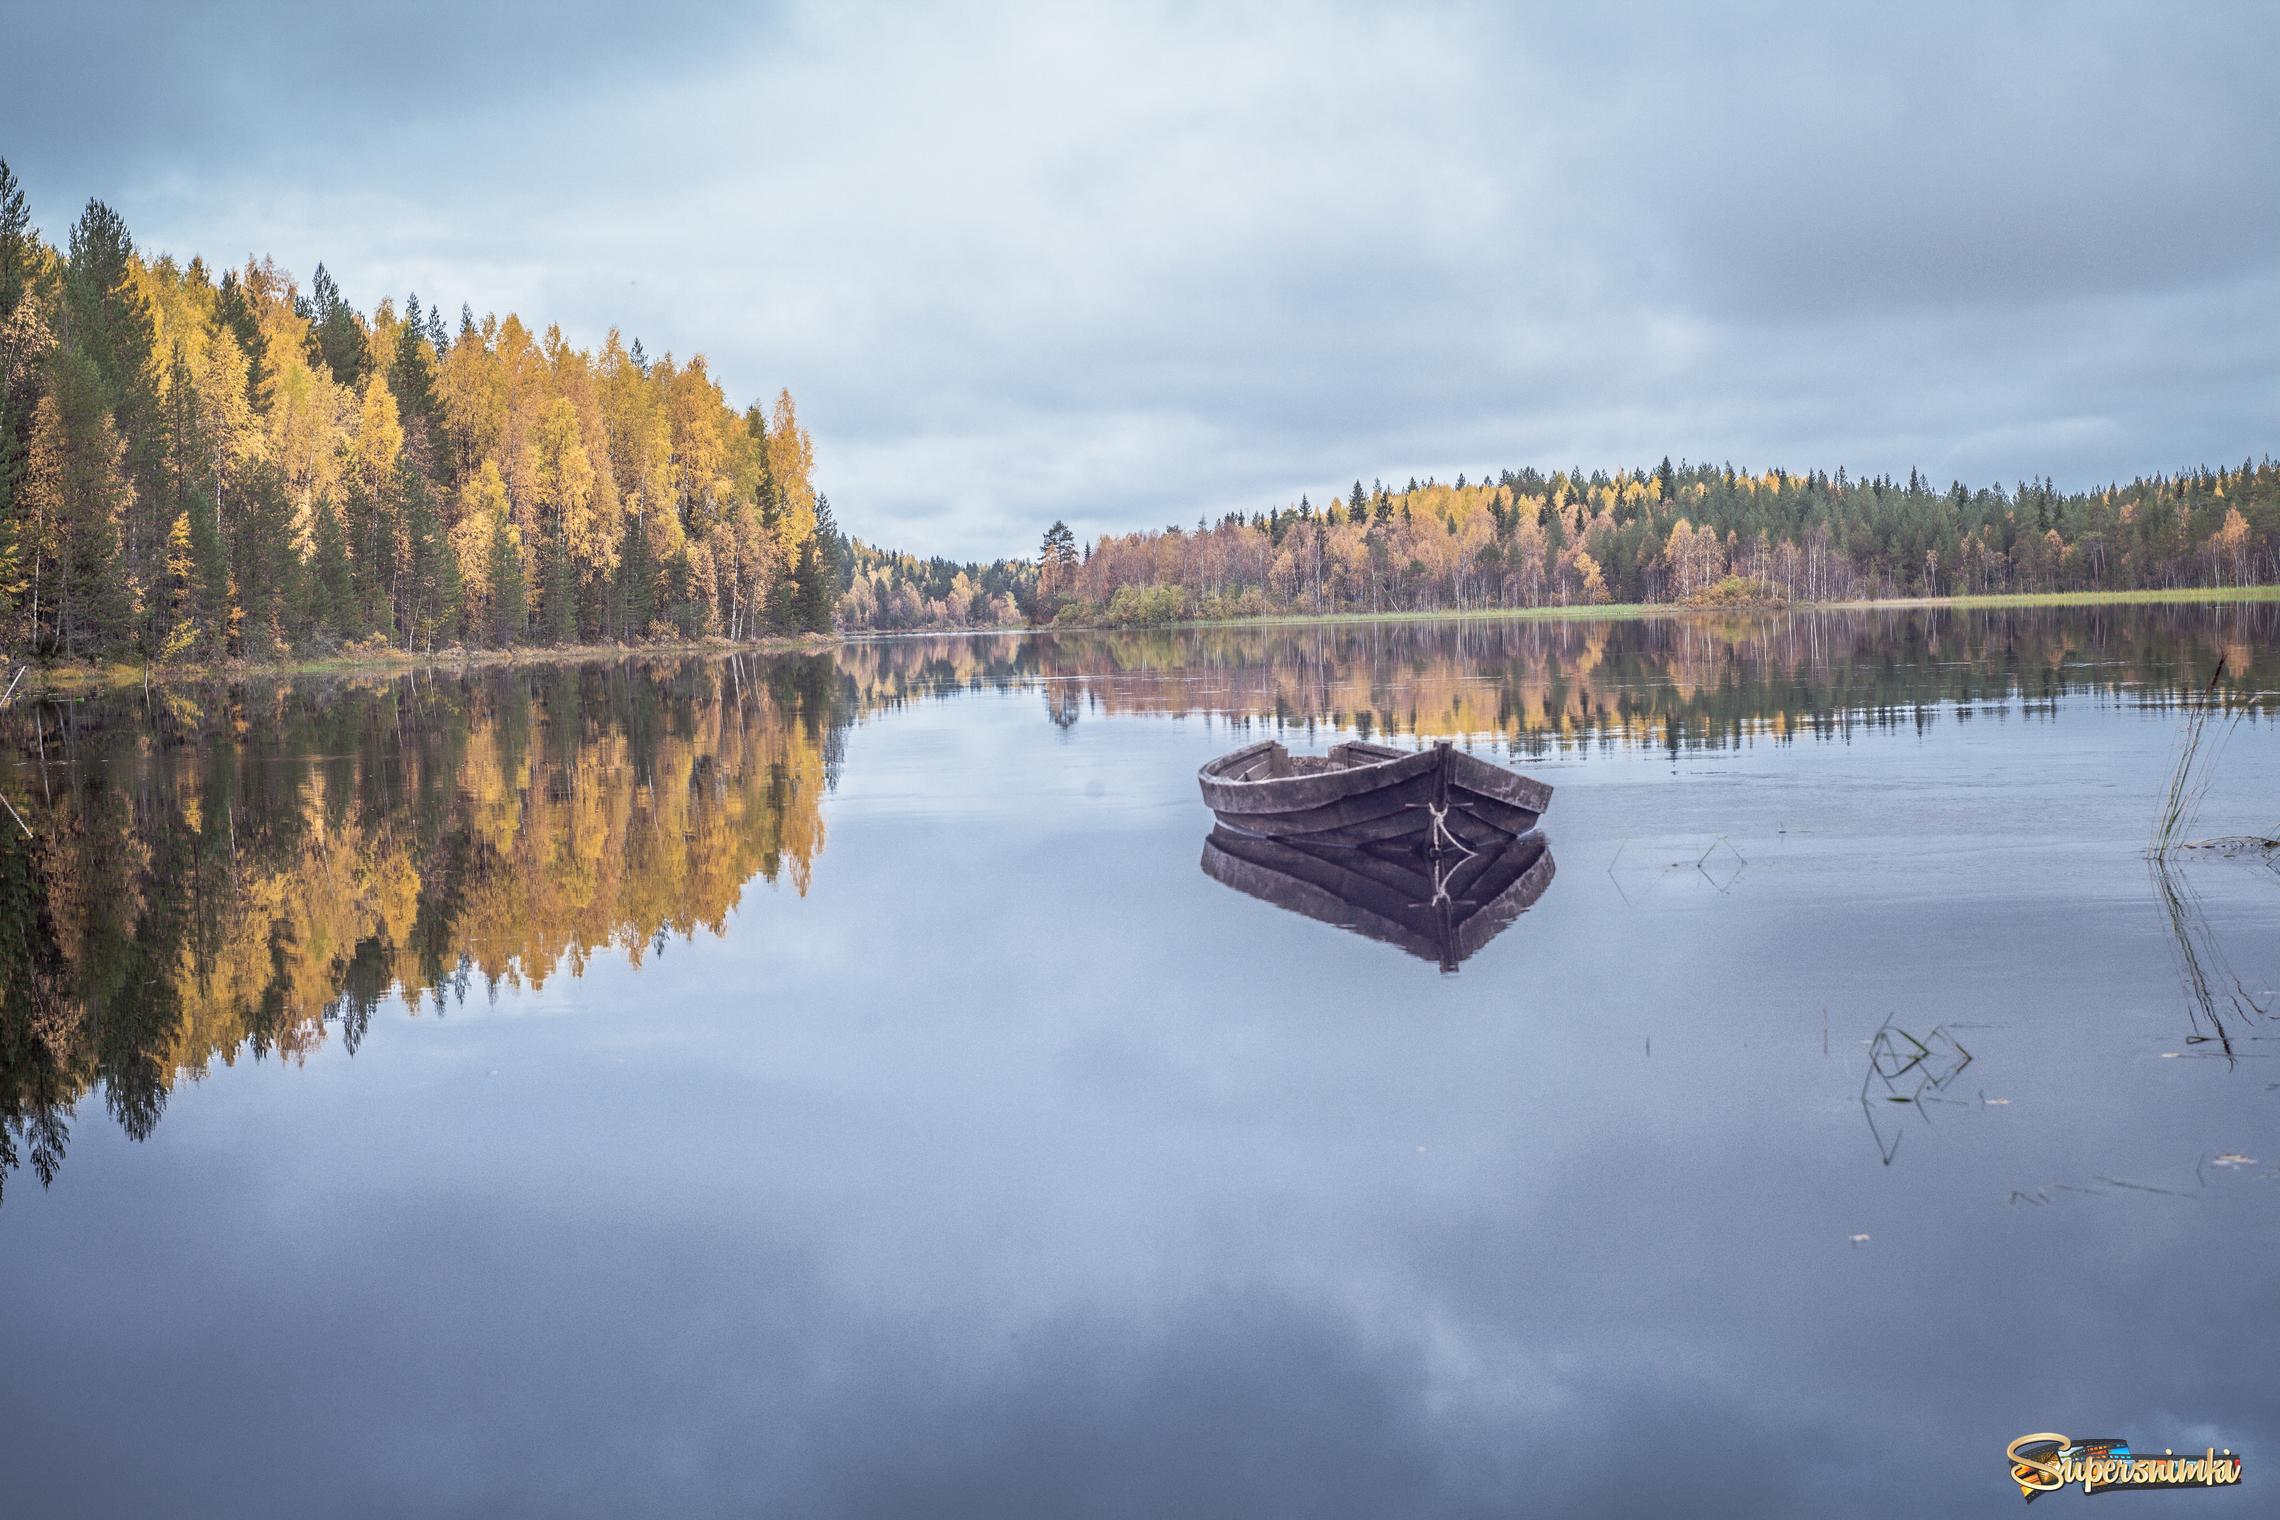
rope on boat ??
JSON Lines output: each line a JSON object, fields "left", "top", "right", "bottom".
{"left": 1421, "top": 801, "right": 1478, "bottom": 860}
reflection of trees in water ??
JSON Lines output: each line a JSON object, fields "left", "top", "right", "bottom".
{"left": 840, "top": 603, "right": 2279, "bottom": 753}
{"left": 6, "top": 605, "right": 2271, "bottom": 1200}
{"left": 0, "top": 656, "right": 847, "bottom": 1204}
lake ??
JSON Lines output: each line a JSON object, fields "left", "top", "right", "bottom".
{"left": 1, "top": 603, "right": 2275, "bottom": 1517}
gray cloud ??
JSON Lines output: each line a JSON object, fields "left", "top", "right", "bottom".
{"left": 4, "top": 0, "right": 2276, "bottom": 558}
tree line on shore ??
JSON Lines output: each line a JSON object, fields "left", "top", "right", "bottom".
{"left": 9, "top": 161, "right": 2272, "bottom": 650}
{"left": 1025, "top": 457, "right": 2280, "bottom": 626}
{"left": 0, "top": 162, "right": 850, "bottom": 664}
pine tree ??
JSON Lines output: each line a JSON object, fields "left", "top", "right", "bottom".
{"left": 230, "top": 461, "right": 296, "bottom": 657}
{"left": 488, "top": 513, "right": 526, "bottom": 646}
{"left": 63, "top": 200, "right": 159, "bottom": 635}
{"left": 301, "top": 264, "right": 368, "bottom": 385}
{"left": 793, "top": 537, "right": 834, "bottom": 632}
{"left": 0, "top": 162, "right": 41, "bottom": 591}
{"left": 389, "top": 294, "right": 440, "bottom": 455}
{"left": 158, "top": 340, "right": 234, "bottom": 657}
{"left": 616, "top": 517, "right": 653, "bottom": 638}
{"left": 308, "top": 499, "right": 353, "bottom": 641}
{"left": 401, "top": 464, "right": 452, "bottom": 649}
{"left": 190, "top": 483, "right": 230, "bottom": 657}
{"left": 213, "top": 266, "right": 271, "bottom": 409}
{"left": 813, "top": 493, "right": 851, "bottom": 595}
{"left": 0, "top": 161, "right": 31, "bottom": 323}
{"left": 26, "top": 351, "right": 133, "bottom": 656}
{"left": 538, "top": 524, "right": 575, "bottom": 643}
{"left": 160, "top": 509, "right": 197, "bottom": 660}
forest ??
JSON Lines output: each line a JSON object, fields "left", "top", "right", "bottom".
{"left": 5, "top": 162, "right": 2275, "bottom": 651}
{"left": 1028, "top": 459, "right": 2280, "bottom": 627}
{"left": 0, "top": 162, "right": 850, "bottom": 662}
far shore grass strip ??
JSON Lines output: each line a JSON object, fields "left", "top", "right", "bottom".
{"left": 12, "top": 585, "right": 2277, "bottom": 690}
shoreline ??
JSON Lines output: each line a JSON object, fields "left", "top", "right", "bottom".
{"left": 12, "top": 586, "right": 2276, "bottom": 690}
{"left": 16, "top": 633, "right": 840, "bottom": 697}
{"left": 1028, "top": 583, "right": 2280, "bottom": 634}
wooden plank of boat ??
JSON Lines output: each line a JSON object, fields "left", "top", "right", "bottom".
{"left": 1199, "top": 740, "right": 1439, "bottom": 816}
{"left": 1445, "top": 747, "right": 1553, "bottom": 815}
{"left": 1197, "top": 738, "right": 1551, "bottom": 844}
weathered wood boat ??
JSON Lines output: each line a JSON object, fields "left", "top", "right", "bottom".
{"left": 1197, "top": 738, "right": 1550, "bottom": 850}
{"left": 1201, "top": 825, "right": 1555, "bottom": 972}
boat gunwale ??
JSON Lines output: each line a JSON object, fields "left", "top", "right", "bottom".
{"left": 1197, "top": 740, "right": 1439, "bottom": 815}
{"left": 1198, "top": 738, "right": 1552, "bottom": 819}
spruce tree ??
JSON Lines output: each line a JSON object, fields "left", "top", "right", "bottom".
{"left": 390, "top": 295, "right": 440, "bottom": 452}
{"left": 813, "top": 493, "right": 852, "bottom": 595}
{"left": 0, "top": 162, "right": 37, "bottom": 566}
{"left": 793, "top": 537, "right": 834, "bottom": 633}
{"left": 302, "top": 264, "right": 368, "bottom": 385}
{"left": 308, "top": 500, "right": 353, "bottom": 641}
{"left": 63, "top": 200, "right": 160, "bottom": 633}
{"left": 488, "top": 516, "right": 526, "bottom": 646}
{"left": 213, "top": 266, "right": 271, "bottom": 408}
{"left": 539, "top": 526, "right": 575, "bottom": 643}
{"left": 0, "top": 160, "right": 31, "bottom": 322}
{"left": 38, "top": 350, "right": 135, "bottom": 656}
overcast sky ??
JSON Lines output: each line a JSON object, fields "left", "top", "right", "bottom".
{"left": 5, "top": 1, "right": 2277, "bottom": 559}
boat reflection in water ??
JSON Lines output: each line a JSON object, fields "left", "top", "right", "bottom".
{"left": 1201, "top": 823, "right": 1555, "bottom": 973}
{"left": 1196, "top": 735, "right": 1556, "bottom": 971}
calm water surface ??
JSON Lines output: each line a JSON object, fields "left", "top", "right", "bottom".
{"left": 1, "top": 605, "right": 2276, "bottom": 1517}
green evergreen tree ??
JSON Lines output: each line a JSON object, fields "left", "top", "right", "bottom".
{"left": 63, "top": 199, "right": 160, "bottom": 638}
{"left": 41, "top": 350, "right": 135, "bottom": 656}
{"left": 0, "top": 162, "right": 39, "bottom": 574}
{"left": 0, "top": 160, "right": 31, "bottom": 323}
{"left": 212, "top": 266, "right": 271, "bottom": 409}
{"left": 300, "top": 264, "right": 369, "bottom": 385}
{"left": 616, "top": 519, "right": 653, "bottom": 637}
{"left": 793, "top": 537, "right": 834, "bottom": 632}
{"left": 308, "top": 500, "right": 353, "bottom": 641}
{"left": 814, "top": 493, "right": 852, "bottom": 596}
{"left": 538, "top": 525, "right": 575, "bottom": 643}
{"left": 390, "top": 294, "right": 440, "bottom": 454}
{"left": 488, "top": 515, "right": 526, "bottom": 646}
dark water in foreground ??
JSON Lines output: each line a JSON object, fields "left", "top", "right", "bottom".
{"left": 1, "top": 604, "right": 2276, "bottom": 1517}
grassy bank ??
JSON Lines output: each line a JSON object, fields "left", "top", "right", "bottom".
{"left": 17, "top": 586, "right": 2277, "bottom": 689}
{"left": 1044, "top": 583, "right": 2280, "bottom": 634}
{"left": 1827, "top": 585, "right": 2280, "bottom": 612}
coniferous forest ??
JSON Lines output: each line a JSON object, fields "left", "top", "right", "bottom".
{"left": 1026, "top": 462, "right": 2280, "bottom": 627}
{"left": 3, "top": 162, "right": 2277, "bottom": 652}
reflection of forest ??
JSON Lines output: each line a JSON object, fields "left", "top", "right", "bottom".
{"left": 840, "top": 602, "right": 2278, "bottom": 753}
{"left": 0, "top": 656, "right": 844, "bottom": 1202}
{"left": 2, "top": 603, "right": 2271, "bottom": 1201}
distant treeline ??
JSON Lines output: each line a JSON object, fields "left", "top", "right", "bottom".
{"left": 1026, "top": 458, "right": 2280, "bottom": 626}
{"left": 0, "top": 162, "right": 849, "bottom": 664}
{"left": 839, "top": 540, "right": 1028, "bottom": 630}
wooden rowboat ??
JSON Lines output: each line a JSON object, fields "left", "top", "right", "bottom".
{"left": 1197, "top": 738, "right": 1550, "bottom": 851}
{"left": 1202, "top": 825, "right": 1555, "bottom": 972}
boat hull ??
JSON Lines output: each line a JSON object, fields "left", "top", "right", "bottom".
{"left": 1197, "top": 739, "right": 1549, "bottom": 848}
